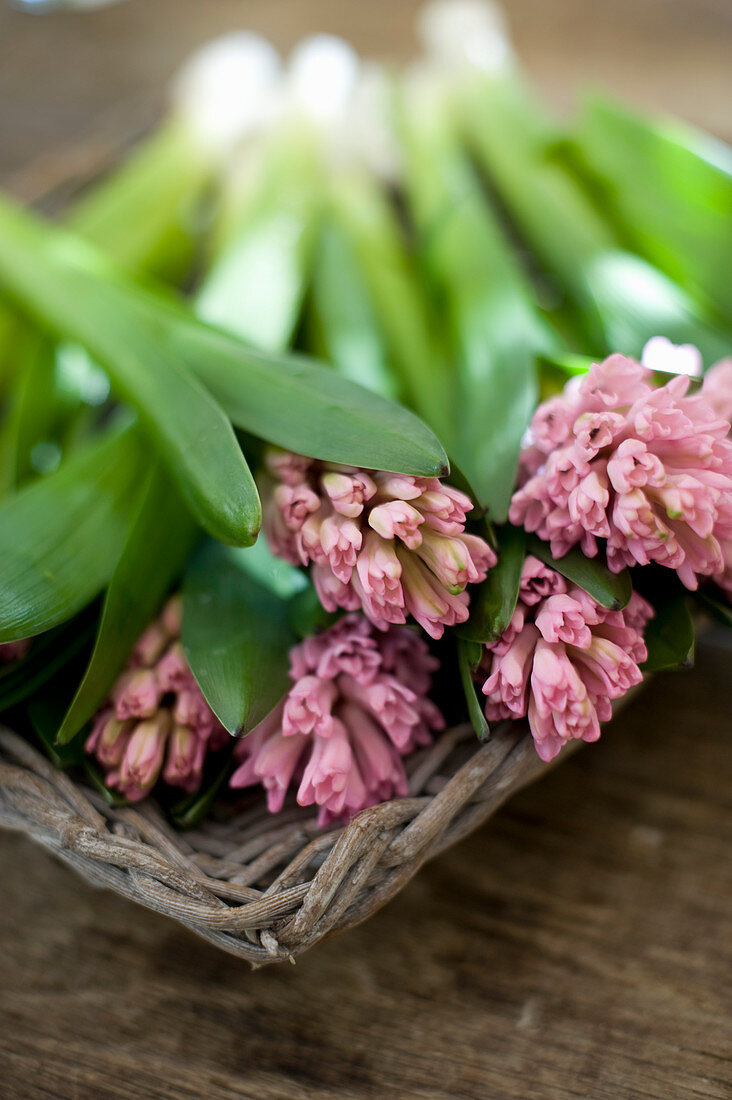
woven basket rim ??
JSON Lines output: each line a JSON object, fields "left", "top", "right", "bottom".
{"left": 0, "top": 717, "right": 560, "bottom": 965}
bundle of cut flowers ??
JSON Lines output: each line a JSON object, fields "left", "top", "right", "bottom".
{"left": 0, "top": 2, "right": 730, "bottom": 950}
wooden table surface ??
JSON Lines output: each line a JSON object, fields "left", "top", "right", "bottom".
{"left": 1, "top": 2, "right": 731, "bottom": 1098}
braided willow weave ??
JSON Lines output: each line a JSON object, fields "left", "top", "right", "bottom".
{"left": 0, "top": 718, "right": 571, "bottom": 965}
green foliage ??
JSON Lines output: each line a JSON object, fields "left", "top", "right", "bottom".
{"left": 527, "top": 537, "right": 632, "bottom": 610}
{"left": 574, "top": 96, "right": 732, "bottom": 324}
{"left": 457, "top": 638, "right": 489, "bottom": 742}
{"left": 309, "top": 212, "right": 397, "bottom": 398}
{"left": 56, "top": 465, "right": 198, "bottom": 744}
{"left": 182, "top": 540, "right": 297, "bottom": 735}
{"left": 0, "top": 422, "right": 146, "bottom": 642}
{"left": 0, "top": 193, "right": 261, "bottom": 546}
{"left": 457, "top": 525, "right": 526, "bottom": 643}
{"left": 642, "top": 592, "right": 696, "bottom": 672}
{"left": 399, "top": 88, "right": 548, "bottom": 518}
{"left": 463, "top": 72, "right": 732, "bottom": 362}
{"left": 0, "top": 608, "right": 97, "bottom": 714}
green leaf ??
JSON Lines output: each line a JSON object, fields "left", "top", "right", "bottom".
{"left": 288, "top": 583, "right": 341, "bottom": 640}
{"left": 642, "top": 593, "right": 695, "bottom": 672}
{"left": 329, "top": 172, "right": 455, "bottom": 447}
{"left": 527, "top": 536, "right": 632, "bottom": 610}
{"left": 0, "top": 421, "right": 146, "bottom": 642}
{"left": 0, "top": 327, "right": 59, "bottom": 495}
{"left": 693, "top": 588, "right": 732, "bottom": 629}
{"left": 198, "top": 209, "right": 311, "bottom": 349}
{"left": 182, "top": 540, "right": 296, "bottom": 735}
{"left": 227, "top": 537, "right": 308, "bottom": 601}
{"left": 463, "top": 72, "right": 732, "bottom": 361}
{"left": 0, "top": 607, "right": 98, "bottom": 713}
{"left": 197, "top": 121, "right": 322, "bottom": 351}
{"left": 0, "top": 191, "right": 448, "bottom": 482}
{"left": 457, "top": 638, "right": 489, "bottom": 742}
{"left": 0, "top": 192, "right": 260, "bottom": 547}
{"left": 56, "top": 464, "right": 198, "bottom": 745}
{"left": 25, "top": 622, "right": 99, "bottom": 767}
{"left": 584, "top": 250, "right": 732, "bottom": 365}
{"left": 309, "top": 212, "right": 398, "bottom": 398}
{"left": 457, "top": 525, "right": 526, "bottom": 643}
{"left": 170, "top": 318, "right": 449, "bottom": 476}
{"left": 81, "top": 761, "right": 130, "bottom": 806}
{"left": 68, "top": 119, "right": 206, "bottom": 281}
{"left": 31, "top": 714, "right": 88, "bottom": 771}
{"left": 539, "top": 351, "right": 595, "bottom": 379}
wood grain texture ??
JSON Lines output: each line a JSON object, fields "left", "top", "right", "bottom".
{"left": 0, "top": 2, "right": 731, "bottom": 1096}
{"left": 0, "top": 630, "right": 730, "bottom": 1100}
{"left": 1, "top": 0, "right": 731, "bottom": 188}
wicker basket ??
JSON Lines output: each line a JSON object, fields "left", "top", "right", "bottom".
{"left": 0, "top": 142, "right": 648, "bottom": 967}
{"left": 0, "top": 718, "right": 565, "bottom": 966}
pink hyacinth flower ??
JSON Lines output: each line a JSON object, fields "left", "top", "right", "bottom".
{"left": 86, "top": 597, "right": 229, "bottom": 801}
{"left": 261, "top": 451, "right": 496, "bottom": 638}
{"left": 703, "top": 359, "right": 732, "bottom": 425}
{"left": 0, "top": 639, "right": 32, "bottom": 664}
{"left": 108, "top": 713, "right": 171, "bottom": 802}
{"left": 479, "top": 556, "right": 653, "bottom": 762}
{"left": 231, "top": 614, "right": 444, "bottom": 826}
{"left": 510, "top": 354, "right": 732, "bottom": 590}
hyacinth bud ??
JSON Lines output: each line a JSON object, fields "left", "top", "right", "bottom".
{"left": 131, "top": 622, "right": 170, "bottom": 668}
{"left": 702, "top": 359, "right": 732, "bottom": 423}
{"left": 87, "top": 597, "right": 229, "bottom": 802}
{"left": 641, "top": 336, "right": 703, "bottom": 378}
{"left": 156, "top": 642, "right": 193, "bottom": 693}
{"left": 85, "top": 712, "right": 133, "bottom": 768}
{"left": 112, "top": 713, "right": 171, "bottom": 802}
{"left": 417, "top": 0, "right": 514, "bottom": 74}
{"left": 160, "top": 594, "right": 183, "bottom": 638}
{"left": 112, "top": 669, "right": 162, "bottom": 721}
{"left": 163, "top": 724, "right": 207, "bottom": 793}
{"left": 287, "top": 35, "right": 360, "bottom": 130}
{"left": 171, "top": 33, "right": 283, "bottom": 159}
{"left": 0, "top": 639, "right": 32, "bottom": 664}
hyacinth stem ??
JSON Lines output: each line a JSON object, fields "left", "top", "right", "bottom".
{"left": 457, "top": 638, "right": 489, "bottom": 741}
{"left": 68, "top": 119, "right": 211, "bottom": 280}
{"left": 327, "top": 170, "right": 456, "bottom": 446}
{"left": 397, "top": 75, "right": 547, "bottom": 519}
{"left": 199, "top": 123, "right": 326, "bottom": 350}
{"left": 308, "top": 205, "right": 399, "bottom": 400}
{"left": 460, "top": 72, "right": 614, "bottom": 333}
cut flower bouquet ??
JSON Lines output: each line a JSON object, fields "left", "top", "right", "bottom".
{"left": 0, "top": 1, "right": 730, "bottom": 964}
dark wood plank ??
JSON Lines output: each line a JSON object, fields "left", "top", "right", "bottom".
{"left": 1, "top": 0, "right": 731, "bottom": 188}
{"left": 0, "top": 630, "right": 730, "bottom": 1100}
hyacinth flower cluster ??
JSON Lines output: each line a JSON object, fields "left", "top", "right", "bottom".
{"left": 262, "top": 449, "right": 496, "bottom": 639}
{"left": 509, "top": 354, "right": 732, "bottom": 591}
{"left": 87, "top": 597, "right": 229, "bottom": 801}
{"left": 701, "top": 358, "right": 732, "bottom": 423}
{"left": 700, "top": 359, "right": 732, "bottom": 600}
{"left": 479, "top": 556, "right": 654, "bottom": 762}
{"left": 231, "top": 613, "right": 444, "bottom": 825}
